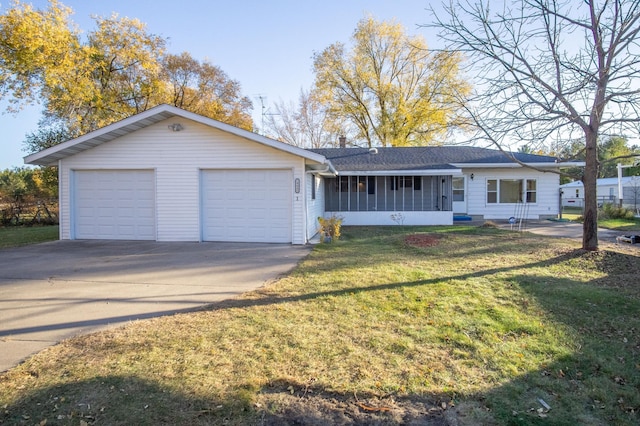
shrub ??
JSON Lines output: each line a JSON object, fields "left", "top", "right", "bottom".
{"left": 600, "top": 203, "right": 636, "bottom": 220}
{"left": 317, "top": 215, "right": 343, "bottom": 242}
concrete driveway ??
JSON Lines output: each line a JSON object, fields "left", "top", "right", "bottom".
{"left": 0, "top": 240, "right": 311, "bottom": 372}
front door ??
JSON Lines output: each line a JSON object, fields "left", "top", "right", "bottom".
{"left": 452, "top": 176, "right": 467, "bottom": 214}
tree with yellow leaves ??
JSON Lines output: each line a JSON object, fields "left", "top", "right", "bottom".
{"left": 0, "top": 0, "right": 253, "bottom": 149}
{"left": 162, "top": 52, "right": 253, "bottom": 130}
{"left": 312, "top": 17, "right": 470, "bottom": 147}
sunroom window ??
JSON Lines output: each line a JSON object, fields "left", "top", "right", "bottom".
{"left": 325, "top": 175, "right": 452, "bottom": 212}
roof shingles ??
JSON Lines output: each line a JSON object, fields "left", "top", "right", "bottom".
{"left": 310, "top": 146, "right": 556, "bottom": 172}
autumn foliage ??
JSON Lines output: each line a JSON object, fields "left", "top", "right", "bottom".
{"left": 0, "top": 0, "right": 253, "bottom": 147}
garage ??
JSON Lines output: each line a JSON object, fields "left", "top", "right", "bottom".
{"left": 24, "top": 105, "right": 329, "bottom": 244}
{"left": 201, "top": 169, "right": 292, "bottom": 243}
{"left": 74, "top": 170, "right": 156, "bottom": 240}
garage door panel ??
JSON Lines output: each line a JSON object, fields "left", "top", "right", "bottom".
{"left": 74, "top": 170, "right": 156, "bottom": 240}
{"left": 201, "top": 170, "right": 292, "bottom": 243}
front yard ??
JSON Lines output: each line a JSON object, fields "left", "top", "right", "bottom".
{"left": 1, "top": 226, "right": 639, "bottom": 425}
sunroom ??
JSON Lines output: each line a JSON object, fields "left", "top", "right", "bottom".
{"left": 322, "top": 173, "right": 457, "bottom": 226}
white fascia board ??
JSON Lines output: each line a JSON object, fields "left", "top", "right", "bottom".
{"left": 25, "top": 104, "right": 330, "bottom": 166}
{"left": 25, "top": 106, "right": 173, "bottom": 165}
{"left": 337, "top": 169, "right": 462, "bottom": 176}
{"left": 451, "top": 162, "right": 585, "bottom": 169}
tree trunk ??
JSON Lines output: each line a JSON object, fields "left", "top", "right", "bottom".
{"left": 582, "top": 130, "right": 599, "bottom": 251}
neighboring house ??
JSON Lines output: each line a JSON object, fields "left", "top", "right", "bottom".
{"left": 560, "top": 176, "right": 640, "bottom": 209}
{"left": 25, "top": 104, "right": 580, "bottom": 244}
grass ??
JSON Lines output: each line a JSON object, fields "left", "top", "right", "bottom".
{"left": 1, "top": 226, "right": 639, "bottom": 425}
{"left": 562, "top": 206, "right": 640, "bottom": 231}
{"left": 0, "top": 225, "right": 58, "bottom": 249}
{"left": 598, "top": 217, "right": 640, "bottom": 232}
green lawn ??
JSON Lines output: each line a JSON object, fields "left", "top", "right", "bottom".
{"left": 562, "top": 206, "right": 640, "bottom": 232}
{"left": 0, "top": 225, "right": 59, "bottom": 249}
{"left": 1, "top": 226, "right": 639, "bottom": 425}
{"left": 598, "top": 217, "right": 640, "bottom": 232}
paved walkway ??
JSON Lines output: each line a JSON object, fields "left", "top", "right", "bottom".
{"left": 505, "top": 219, "right": 624, "bottom": 243}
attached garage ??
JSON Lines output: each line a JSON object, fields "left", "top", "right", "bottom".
{"left": 201, "top": 169, "right": 292, "bottom": 243}
{"left": 24, "top": 104, "right": 331, "bottom": 244}
{"left": 73, "top": 170, "right": 156, "bottom": 240}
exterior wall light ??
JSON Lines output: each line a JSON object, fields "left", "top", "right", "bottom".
{"left": 168, "top": 123, "right": 183, "bottom": 132}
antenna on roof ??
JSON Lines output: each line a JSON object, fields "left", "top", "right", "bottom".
{"left": 254, "top": 94, "right": 279, "bottom": 135}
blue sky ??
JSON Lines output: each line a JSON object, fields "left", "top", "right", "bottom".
{"left": 0, "top": 0, "right": 443, "bottom": 169}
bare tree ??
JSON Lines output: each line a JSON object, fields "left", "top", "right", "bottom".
{"left": 265, "top": 89, "right": 343, "bottom": 148}
{"left": 431, "top": 0, "right": 640, "bottom": 251}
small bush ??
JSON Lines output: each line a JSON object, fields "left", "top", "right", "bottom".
{"left": 317, "top": 215, "right": 343, "bottom": 242}
{"left": 480, "top": 220, "right": 499, "bottom": 228}
{"left": 600, "top": 203, "right": 636, "bottom": 220}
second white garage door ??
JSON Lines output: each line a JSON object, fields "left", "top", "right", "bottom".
{"left": 201, "top": 170, "right": 292, "bottom": 243}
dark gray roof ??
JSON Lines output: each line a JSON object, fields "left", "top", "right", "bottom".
{"left": 309, "top": 146, "right": 557, "bottom": 172}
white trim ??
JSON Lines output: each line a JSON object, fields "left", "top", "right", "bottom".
{"left": 336, "top": 169, "right": 462, "bottom": 176}
{"left": 331, "top": 211, "right": 453, "bottom": 226}
{"left": 25, "top": 104, "right": 330, "bottom": 166}
{"left": 450, "top": 162, "right": 584, "bottom": 168}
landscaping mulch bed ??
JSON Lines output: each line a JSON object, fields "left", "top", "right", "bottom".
{"left": 404, "top": 233, "right": 442, "bottom": 248}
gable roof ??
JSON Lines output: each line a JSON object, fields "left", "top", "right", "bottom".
{"left": 24, "top": 104, "right": 330, "bottom": 167}
{"left": 310, "top": 146, "right": 569, "bottom": 175}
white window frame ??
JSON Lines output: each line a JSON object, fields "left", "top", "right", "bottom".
{"left": 487, "top": 178, "right": 537, "bottom": 204}
{"left": 453, "top": 176, "right": 465, "bottom": 202}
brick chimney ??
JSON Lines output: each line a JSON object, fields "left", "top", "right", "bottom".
{"left": 339, "top": 135, "right": 346, "bottom": 148}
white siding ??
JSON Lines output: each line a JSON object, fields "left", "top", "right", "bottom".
{"left": 305, "top": 174, "right": 325, "bottom": 240}
{"left": 464, "top": 168, "right": 560, "bottom": 219}
{"left": 59, "top": 118, "right": 307, "bottom": 243}
{"left": 333, "top": 211, "right": 453, "bottom": 226}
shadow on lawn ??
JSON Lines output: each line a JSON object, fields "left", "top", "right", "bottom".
{"left": 0, "top": 375, "right": 230, "bottom": 425}
{"left": 0, "top": 375, "right": 454, "bottom": 425}
{"left": 451, "top": 253, "right": 640, "bottom": 425}
{"left": 202, "top": 247, "right": 640, "bottom": 425}
{"left": 202, "top": 248, "right": 587, "bottom": 312}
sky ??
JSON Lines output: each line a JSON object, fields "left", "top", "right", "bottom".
{"left": 0, "top": 0, "right": 444, "bottom": 169}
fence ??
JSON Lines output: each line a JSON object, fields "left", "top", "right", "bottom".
{"left": 0, "top": 199, "right": 59, "bottom": 226}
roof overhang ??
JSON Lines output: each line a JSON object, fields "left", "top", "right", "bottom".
{"left": 450, "top": 161, "right": 585, "bottom": 169}
{"left": 333, "top": 169, "right": 463, "bottom": 176}
{"left": 24, "top": 104, "right": 330, "bottom": 167}
{"left": 305, "top": 161, "right": 338, "bottom": 176}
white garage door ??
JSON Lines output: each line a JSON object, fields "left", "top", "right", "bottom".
{"left": 74, "top": 170, "right": 156, "bottom": 240}
{"left": 201, "top": 170, "right": 292, "bottom": 243}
